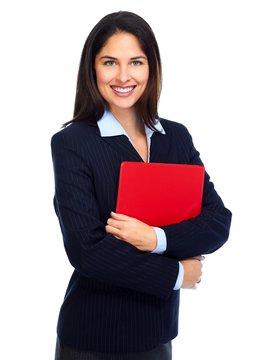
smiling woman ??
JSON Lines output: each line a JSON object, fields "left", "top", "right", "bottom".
{"left": 51, "top": 10, "right": 231, "bottom": 360}
{"left": 94, "top": 32, "right": 149, "bottom": 117}
{"left": 67, "top": 11, "right": 162, "bottom": 132}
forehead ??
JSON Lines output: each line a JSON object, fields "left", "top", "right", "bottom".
{"left": 97, "top": 32, "right": 145, "bottom": 57}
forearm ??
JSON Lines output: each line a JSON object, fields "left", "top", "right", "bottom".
{"left": 160, "top": 170, "right": 232, "bottom": 260}
{"left": 59, "top": 216, "right": 179, "bottom": 299}
{"left": 162, "top": 203, "right": 231, "bottom": 259}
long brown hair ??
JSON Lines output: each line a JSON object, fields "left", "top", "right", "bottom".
{"left": 64, "top": 11, "right": 162, "bottom": 129}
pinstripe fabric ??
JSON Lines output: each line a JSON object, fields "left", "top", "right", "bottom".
{"left": 51, "top": 118, "right": 232, "bottom": 353}
{"left": 55, "top": 338, "right": 172, "bottom": 360}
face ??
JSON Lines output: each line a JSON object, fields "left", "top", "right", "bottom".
{"left": 94, "top": 32, "right": 149, "bottom": 115}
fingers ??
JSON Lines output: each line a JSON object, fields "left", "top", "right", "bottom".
{"left": 110, "top": 211, "right": 135, "bottom": 221}
{"left": 106, "top": 212, "right": 138, "bottom": 232}
{"left": 106, "top": 217, "right": 122, "bottom": 230}
{"left": 192, "top": 255, "right": 205, "bottom": 261}
{"left": 105, "top": 224, "right": 121, "bottom": 238}
{"left": 181, "top": 257, "right": 204, "bottom": 290}
{"left": 106, "top": 213, "right": 156, "bottom": 251}
{"left": 106, "top": 213, "right": 137, "bottom": 241}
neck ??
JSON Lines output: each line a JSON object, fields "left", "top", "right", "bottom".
{"left": 111, "top": 108, "right": 145, "bottom": 137}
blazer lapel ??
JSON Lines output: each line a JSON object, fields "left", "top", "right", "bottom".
{"left": 97, "top": 126, "right": 172, "bottom": 163}
{"left": 100, "top": 135, "right": 144, "bottom": 162}
{"left": 150, "top": 131, "right": 172, "bottom": 163}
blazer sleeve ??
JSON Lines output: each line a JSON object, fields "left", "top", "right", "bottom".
{"left": 161, "top": 124, "right": 232, "bottom": 260}
{"left": 51, "top": 130, "right": 179, "bottom": 299}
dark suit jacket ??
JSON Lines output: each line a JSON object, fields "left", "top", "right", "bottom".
{"left": 51, "top": 118, "right": 232, "bottom": 353}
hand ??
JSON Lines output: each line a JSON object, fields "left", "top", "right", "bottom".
{"left": 181, "top": 256, "right": 205, "bottom": 289}
{"left": 105, "top": 212, "right": 157, "bottom": 251}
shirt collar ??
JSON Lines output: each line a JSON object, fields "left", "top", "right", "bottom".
{"left": 97, "top": 109, "right": 166, "bottom": 138}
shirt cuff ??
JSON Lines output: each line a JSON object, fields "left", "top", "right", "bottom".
{"left": 151, "top": 227, "right": 167, "bottom": 254}
{"left": 173, "top": 262, "right": 184, "bottom": 290}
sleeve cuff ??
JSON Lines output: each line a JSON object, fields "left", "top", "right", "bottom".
{"left": 151, "top": 227, "right": 167, "bottom": 254}
{"left": 173, "top": 262, "right": 184, "bottom": 290}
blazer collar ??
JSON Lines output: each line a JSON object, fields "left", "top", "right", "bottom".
{"left": 97, "top": 110, "right": 167, "bottom": 163}
{"left": 97, "top": 109, "right": 166, "bottom": 140}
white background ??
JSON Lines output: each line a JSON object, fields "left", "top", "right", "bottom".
{"left": 1, "top": 1, "right": 276, "bottom": 359}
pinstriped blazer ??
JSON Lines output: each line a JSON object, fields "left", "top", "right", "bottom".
{"left": 51, "top": 117, "right": 232, "bottom": 353}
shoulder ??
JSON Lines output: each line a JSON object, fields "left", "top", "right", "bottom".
{"left": 51, "top": 121, "right": 99, "bottom": 149}
{"left": 159, "top": 117, "right": 192, "bottom": 140}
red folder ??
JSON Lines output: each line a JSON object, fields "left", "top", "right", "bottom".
{"left": 116, "top": 162, "right": 205, "bottom": 227}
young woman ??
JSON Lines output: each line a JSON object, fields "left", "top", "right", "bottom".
{"left": 51, "top": 11, "right": 232, "bottom": 360}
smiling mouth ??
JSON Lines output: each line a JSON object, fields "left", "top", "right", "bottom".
{"left": 111, "top": 86, "right": 136, "bottom": 94}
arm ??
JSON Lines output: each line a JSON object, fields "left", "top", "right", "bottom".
{"left": 162, "top": 174, "right": 232, "bottom": 260}
{"left": 161, "top": 126, "right": 232, "bottom": 260}
{"left": 51, "top": 131, "right": 179, "bottom": 299}
{"left": 105, "top": 213, "right": 204, "bottom": 289}
{"left": 105, "top": 208, "right": 205, "bottom": 290}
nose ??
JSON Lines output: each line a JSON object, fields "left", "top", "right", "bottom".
{"left": 117, "top": 65, "right": 130, "bottom": 83}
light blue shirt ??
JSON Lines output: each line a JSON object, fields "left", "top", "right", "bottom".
{"left": 98, "top": 110, "right": 184, "bottom": 290}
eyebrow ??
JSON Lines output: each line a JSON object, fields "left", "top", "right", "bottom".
{"left": 99, "top": 55, "right": 147, "bottom": 60}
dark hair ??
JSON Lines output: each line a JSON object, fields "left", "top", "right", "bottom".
{"left": 64, "top": 11, "right": 162, "bottom": 128}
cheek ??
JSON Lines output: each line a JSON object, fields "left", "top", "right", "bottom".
{"left": 141, "top": 68, "right": 149, "bottom": 85}
{"left": 95, "top": 67, "right": 111, "bottom": 87}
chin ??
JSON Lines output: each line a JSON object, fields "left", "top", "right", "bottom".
{"left": 110, "top": 101, "right": 137, "bottom": 111}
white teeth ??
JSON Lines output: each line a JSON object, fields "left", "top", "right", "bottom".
{"left": 112, "top": 86, "right": 134, "bottom": 93}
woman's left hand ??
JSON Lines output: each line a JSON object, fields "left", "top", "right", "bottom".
{"left": 106, "top": 212, "right": 157, "bottom": 252}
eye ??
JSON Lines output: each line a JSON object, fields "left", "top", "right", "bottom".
{"left": 131, "top": 60, "right": 143, "bottom": 66}
{"left": 104, "top": 60, "right": 116, "bottom": 66}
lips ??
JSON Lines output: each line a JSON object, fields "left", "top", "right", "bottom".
{"left": 111, "top": 86, "right": 136, "bottom": 94}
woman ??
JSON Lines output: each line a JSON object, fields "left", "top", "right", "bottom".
{"left": 51, "top": 11, "right": 232, "bottom": 360}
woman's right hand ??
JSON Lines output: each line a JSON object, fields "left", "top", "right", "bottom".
{"left": 181, "top": 256, "right": 205, "bottom": 289}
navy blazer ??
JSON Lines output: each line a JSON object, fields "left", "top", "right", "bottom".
{"left": 51, "top": 117, "right": 232, "bottom": 352}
